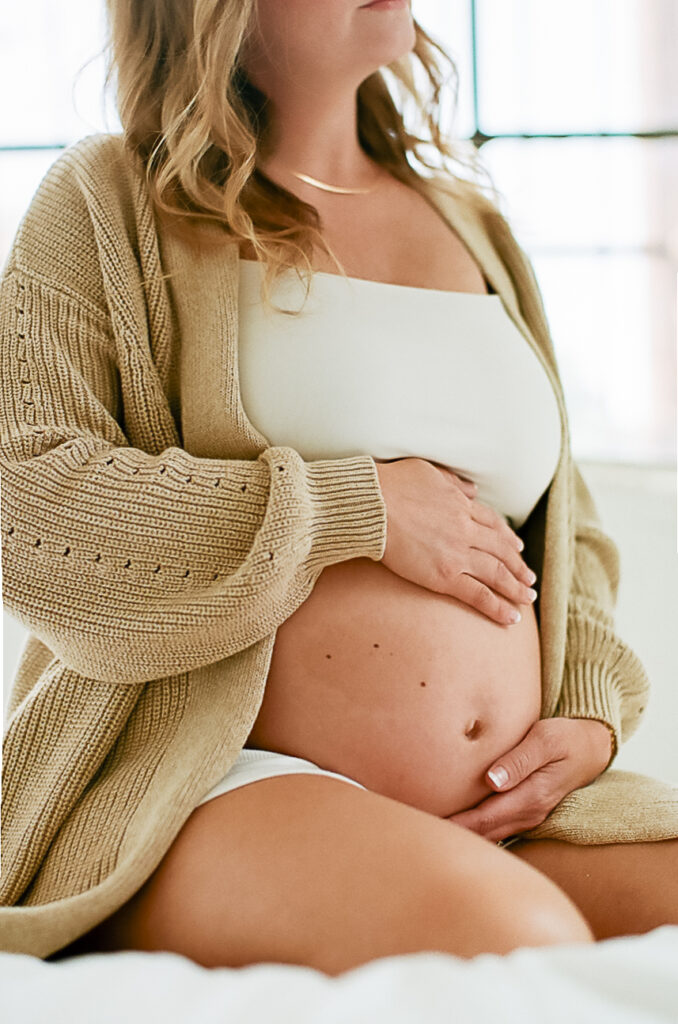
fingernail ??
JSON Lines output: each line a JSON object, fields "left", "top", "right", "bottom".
{"left": 509, "top": 609, "right": 521, "bottom": 623}
{"left": 526, "top": 569, "right": 537, "bottom": 585}
{"left": 516, "top": 537, "right": 524, "bottom": 551}
{"left": 488, "top": 766, "right": 509, "bottom": 788}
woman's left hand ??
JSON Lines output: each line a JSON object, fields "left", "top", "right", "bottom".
{"left": 445, "top": 717, "right": 614, "bottom": 843}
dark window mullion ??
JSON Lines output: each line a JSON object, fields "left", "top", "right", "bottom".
{"left": 473, "top": 130, "right": 678, "bottom": 147}
{"left": 468, "top": 0, "right": 678, "bottom": 146}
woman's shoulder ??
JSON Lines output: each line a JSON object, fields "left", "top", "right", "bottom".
{"left": 29, "top": 132, "right": 146, "bottom": 223}
{"left": 416, "top": 167, "right": 508, "bottom": 238}
{"left": 4, "top": 133, "right": 150, "bottom": 308}
{"left": 51, "top": 131, "right": 139, "bottom": 178}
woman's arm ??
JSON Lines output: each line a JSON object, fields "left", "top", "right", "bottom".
{"left": 0, "top": 151, "right": 388, "bottom": 687}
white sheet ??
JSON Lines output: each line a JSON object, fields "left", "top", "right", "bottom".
{"left": 2, "top": 925, "right": 677, "bottom": 1024}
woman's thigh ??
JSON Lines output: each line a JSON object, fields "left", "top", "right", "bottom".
{"left": 65, "top": 775, "right": 594, "bottom": 975}
{"left": 508, "top": 837, "right": 678, "bottom": 940}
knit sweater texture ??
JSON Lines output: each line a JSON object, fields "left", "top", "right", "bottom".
{"left": 1, "top": 133, "right": 677, "bottom": 959}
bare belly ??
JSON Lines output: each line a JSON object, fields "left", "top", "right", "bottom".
{"left": 244, "top": 555, "right": 542, "bottom": 819}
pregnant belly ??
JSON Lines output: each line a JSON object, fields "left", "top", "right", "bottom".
{"left": 244, "top": 556, "right": 543, "bottom": 819}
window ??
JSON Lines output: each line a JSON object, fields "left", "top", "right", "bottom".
{"left": 417, "top": 0, "right": 677, "bottom": 466}
{"left": 1, "top": 0, "right": 676, "bottom": 464}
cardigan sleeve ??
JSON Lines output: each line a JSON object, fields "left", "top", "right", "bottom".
{"left": 552, "top": 460, "right": 650, "bottom": 768}
{"left": 0, "top": 264, "right": 387, "bottom": 686}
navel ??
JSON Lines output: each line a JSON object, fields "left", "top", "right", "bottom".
{"left": 464, "top": 719, "right": 482, "bottom": 740}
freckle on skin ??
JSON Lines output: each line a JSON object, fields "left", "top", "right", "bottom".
{"left": 373, "top": 643, "right": 379, "bottom": 648}
{"left": 420, "top": 681, "right": 426, "bottom": 687}
{"left": 325, "top": 654, "right": 332, "bottom": 659}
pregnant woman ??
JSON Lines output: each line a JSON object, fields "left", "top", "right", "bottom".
{"left": 2, "top": 0, "right": 678, "bottom": 975}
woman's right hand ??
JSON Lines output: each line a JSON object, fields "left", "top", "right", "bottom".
{"left": 373, "top": 457, "right": 538, "bottom": 626}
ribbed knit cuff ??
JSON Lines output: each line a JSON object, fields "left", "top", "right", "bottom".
{"left": 303, "top": 454, "right": 388, "bottom": 569}
{"left": 554, "top": 606, "right": 651, "bottom": 771}
{"left": 553, "top": 664, "right": 622, "bottom": 771}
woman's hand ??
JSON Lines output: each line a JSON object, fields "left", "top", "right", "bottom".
{"left": 444, "top": 717, "right": 614, "bottom": 843}
{"left": 374, "top": 457, "right": 538, "bottom": 626}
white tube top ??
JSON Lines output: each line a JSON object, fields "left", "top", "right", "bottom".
{"left": 237, "top": 259, "right": 562, "bottom": 530}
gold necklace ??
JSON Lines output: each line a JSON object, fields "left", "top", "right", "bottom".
{"left": 287, "top": 169, "right": 380, "bottom": 195}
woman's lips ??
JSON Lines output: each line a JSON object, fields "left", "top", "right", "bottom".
{"left": 360, "top": 0, "right": 409, "bottom": 10}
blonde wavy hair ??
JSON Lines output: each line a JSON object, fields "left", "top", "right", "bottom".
{"left": 103, "top": 0, "right": 503, "bottom": 315}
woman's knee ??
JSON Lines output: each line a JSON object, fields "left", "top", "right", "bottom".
{"left": 442, "top": 843, "right": 594, "bottom": 957}
{"left": 500, "top": 875, "right": 595, "bottom": 951}
{"left": 295, "top": 809, "right": 594, "bottom": 973}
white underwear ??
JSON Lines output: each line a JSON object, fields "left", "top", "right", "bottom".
{"left": 194, "top": 747, "right": 367, "bottom": 808}
{"left": 194, "top": 747, "right": 521, "bottom": 849}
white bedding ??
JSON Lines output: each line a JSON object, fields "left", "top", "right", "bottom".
{"left": 3, "top": 925, "right": 677, "bottom": 1024}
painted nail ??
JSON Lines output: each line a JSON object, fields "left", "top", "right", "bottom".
{"left": 489, "top": 766, "right": 509, "bottom": 788}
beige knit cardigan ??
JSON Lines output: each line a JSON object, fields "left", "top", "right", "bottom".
{"left": 2, "top": 133, "right": 677, "bottom": 960}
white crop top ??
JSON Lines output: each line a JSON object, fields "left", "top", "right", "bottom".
{"left": 237, "top": 259, "right": 562, "bottom": 530}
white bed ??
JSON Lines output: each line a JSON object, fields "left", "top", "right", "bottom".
{"left": 2, "top": 925, "right": 678, "bottom": 1024}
